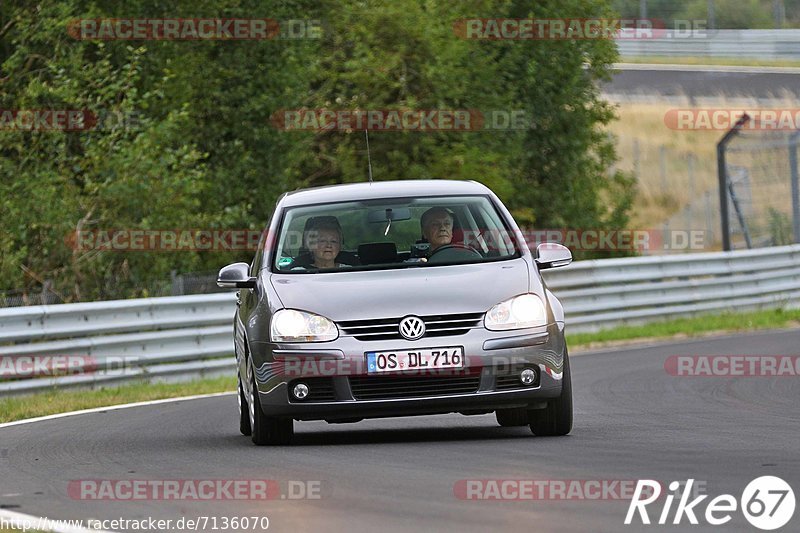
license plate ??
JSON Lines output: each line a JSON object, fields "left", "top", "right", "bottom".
{"left": 366, "top": 347, "right": 464, "bottom": 373}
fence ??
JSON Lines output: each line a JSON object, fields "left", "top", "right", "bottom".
{"left": 622, "top": 138, "right": 720, "bottom": 253}
{"left": 616, "top": 30, "right": 800, "bottom": 61}
{"left": 615, "top": 123, "right": 800, "bottom": 254}
{"left": 718, "top": 118, "right": 799, "bottom": 250}
{"left": 2, "top": 244, "right": 799, "bottom": 396}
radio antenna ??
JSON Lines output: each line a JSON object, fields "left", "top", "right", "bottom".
{"left": 365, "top": 129, "right": 374, "bottom": 183}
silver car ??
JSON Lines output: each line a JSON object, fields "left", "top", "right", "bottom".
{"left": 218, "top": 180, "right": 574, "bottom": 445}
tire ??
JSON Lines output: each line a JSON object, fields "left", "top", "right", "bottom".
{"left": 495, "top": 407, "right": 529, "bottom": 427}
{"left": 528, "top": 349, "right": 573, "bottom": 436}
{"left": 248, "top": 362, "right": 293, "bottom": 446}
{"left": 238, "top": 375, "right": 252, "bottom": 436}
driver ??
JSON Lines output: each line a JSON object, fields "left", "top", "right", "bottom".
{"left": 420, "top": 207, "right": 454, "bottom": 254}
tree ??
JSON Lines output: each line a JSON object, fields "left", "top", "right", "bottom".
{"left": 1, "top": 0, "right": 635, "bottom": 301}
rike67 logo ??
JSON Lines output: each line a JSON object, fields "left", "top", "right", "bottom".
{"left": 626, "top": 477, "right": 795, "bottom": 530}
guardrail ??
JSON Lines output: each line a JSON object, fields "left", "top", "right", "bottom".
{"left": 616, "top": 30, "right": 800, "bottom": 60}
{"left": 2, "top": 244, "right": 799, "bottom": 396}
{"left": 0, "top": 293, "right": 238, "bottom": 396}
{"left": 541, "top": 244, "right": 800, "bottom": 332}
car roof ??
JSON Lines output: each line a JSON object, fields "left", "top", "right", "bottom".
{"left": 278, "top": 179, "right": 493, "bottom": 207}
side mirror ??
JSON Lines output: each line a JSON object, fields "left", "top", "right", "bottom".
{"left": 217, "top": 262, "right": 256, "bottom": 289}
{"left": 535, "top": 243, "right": 572, "bottom": 270}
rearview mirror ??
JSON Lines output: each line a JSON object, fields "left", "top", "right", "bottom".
{"left": 367, "top": 207, "right": 411, "bottom": 223}
{"left": 217, "top": 262, "right": 256, "bottom": 289}
{"left": 535, "top": 243, "right": 572, "bottom": 270}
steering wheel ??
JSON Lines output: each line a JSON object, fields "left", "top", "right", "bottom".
{"left": 427, "top": 243, "right": 482, "bottom": 263}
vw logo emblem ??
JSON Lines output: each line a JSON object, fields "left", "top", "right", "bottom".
{"left": 399, "top": 316, "right": 425, "bottom": 340}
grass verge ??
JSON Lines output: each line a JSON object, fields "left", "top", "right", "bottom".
{"left": 0, "top": 309, "right": 796, "bottom": 424}
{"left": 0, "top": 375, "right": 236, "bottom": 424}
{"left": 568, "top": 308, "right": 800, "bottom": 349}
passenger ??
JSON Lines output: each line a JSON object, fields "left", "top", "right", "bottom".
{"left": 292, "top": 216, "right": 349, "bottom": 270}
{"left": 420, "top": 207, "right": 454, "bottom": 253}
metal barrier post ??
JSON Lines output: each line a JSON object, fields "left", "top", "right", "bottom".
{"left": 790, "top": 131, "right": 800, "bottom": 244}
{"left": 717, "top": 114, "right": 750, "bottom": 251}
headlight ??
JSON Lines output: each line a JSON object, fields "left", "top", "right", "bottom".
{"left": 271, "top": 309, "right": 338, "bottom": 342}
{"left": 484, "top": 294, "right": 547, "bottom": 331}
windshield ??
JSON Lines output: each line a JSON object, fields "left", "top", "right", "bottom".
{"left": 273, "top": 195, "right": 521, "bottom": 273}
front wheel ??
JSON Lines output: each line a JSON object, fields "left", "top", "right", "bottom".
{"left": 248, "top": 363, "right": 293, "bottom": 445}
{"left": 528, "top": 349, "right": 573, "bottom": 436}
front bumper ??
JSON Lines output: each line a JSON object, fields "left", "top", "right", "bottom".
{"left": 249, "top": 321, "right": 566, "bottom": 422}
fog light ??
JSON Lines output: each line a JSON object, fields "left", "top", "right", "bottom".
{"left": 293, "top": 383, "right": 310, "bottom": 400}
{"left": 520, "top": 368, "right": 537, "bottom": 385}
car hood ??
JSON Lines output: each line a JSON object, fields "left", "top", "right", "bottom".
{"left": 270, "top": 259, "right": 531, "bottom": 321}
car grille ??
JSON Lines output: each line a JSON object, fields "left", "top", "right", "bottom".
{"left": 288, "top": 377, "right": 336, "bottom": 403}
{"left": 349, "top": 371, "right": 481, "bottom": 400}
{"left": 338, "top": 312, "right": 484, "bottom": 341}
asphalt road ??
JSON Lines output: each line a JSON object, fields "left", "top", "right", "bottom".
{"left": 1, "top": 329, "right": 798, "bottom": 533}
{"left": 606, "top": 66, "right": 800, "bottom": 99}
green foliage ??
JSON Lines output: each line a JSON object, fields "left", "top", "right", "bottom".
{"left": 1, "top": 0, "right": 635, "bottom": 301}
{"left": 679, "top": 0, "right": 773, "bottom": 29}
{"left": 766, "top": 207, "right": 792, "bottom": 246}
{"left": 612, "top": 0, "right": 782, "bottom": 29}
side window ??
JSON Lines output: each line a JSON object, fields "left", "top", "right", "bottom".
{"left": 276, "top": 217, "right": 307, "bottom": 269}
{"left": 251, "top": 211, "right": 276, "bottom": 273}
{"left": 250, "top": 226, "right": 268, "bottom": 274}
